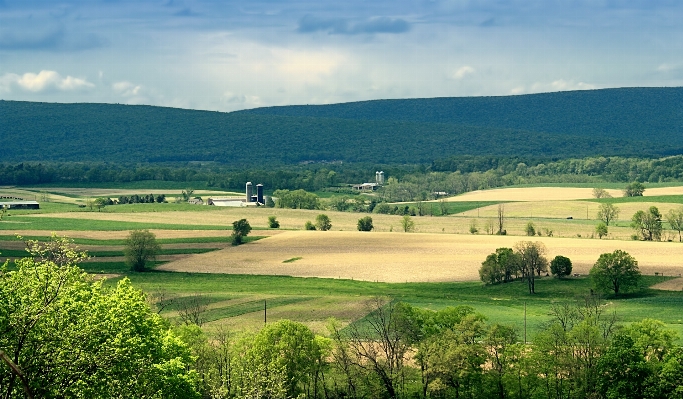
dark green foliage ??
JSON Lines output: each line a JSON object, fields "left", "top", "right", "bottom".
{"left": 479, "top": 247, "right": 520, "bottom": 285}
{"left": 550, "top": 255, "right": 573, "bottom": 278}
{"left": 124, "top": 229, "right": 161, "bottom": 272}
{"left": 596, "top": 334, "right": 651, "bottom": 399}
{"left": 625, "top": 181, "right": 646, "bottom": 197}
{"left": 357, "top": 216, "right": 373, "bottom": 231}
{"left": 267, "top": 215, "right": 280, "bottom": 228}
{"left": 632, "top": 206, "right": 663, "bottom": 241}
{"left": 273, "top": 189, "right": 320, "bottom": 209}
{"left": 231, "top": 219, "right": 252, "bottom": 245}
{"left": 304, "top": 221, "right": 316, "bottom": 230}
{"left": 314, "top": 214, "right": 331, "bottom": 231}
{"left": 590, "top": 249, "right": 642, "bottom": 296}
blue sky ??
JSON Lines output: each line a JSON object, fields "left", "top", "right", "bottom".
{"left": 1, "top": 0, "right": 683, "bottom": 111}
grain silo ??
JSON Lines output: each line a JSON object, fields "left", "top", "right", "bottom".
{"left": 256, "top": 184, "right": 264, "bottom": 204}
{"left": 246, "top": 182, "right": 253, "bottom": 202}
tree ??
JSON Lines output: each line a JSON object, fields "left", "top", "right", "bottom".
{"left": 94, "top": 197, "right": 109, "bottom": 211}
{"left": 357, "top": 216, "right": 373, "bottom": 231}
{"left": 597, "top": 203, "right": 620, "bottom": 226}
{"left": 479, "top": 248, "right": 520, "bottom": 285}
{"left": 267, "top": 215, "right": 280, "bottom": 228}
{"left": 514, "top": 241, "right": 548, "bottom": 294}
{"left": 590, "top": 249, "right": 642, "bottom": 296}
{"left": 304, "top": 221, "right": 316, "bottom": 230}
{"left": 0, "top": 236, "right": 200, "bottom": 398}
{"left": 231, "top": 219, "right": 252, "bottom": 245}
{"left": 666, "top": 207, "right": 683, "bottom": 242}
{"left": 550, "top": 255, "right": 572, "bottom": 278}
{"left": 469, "top": 219, "right": 478, "bottom": 234}
{"left": 273, "top": 189, "right": 320, "bottom": 210}
{"left": 125, "top": 229, "right": 161, "bottom": 272}
{"left": 631, "top": 206, "right": 663, "bottom": 241}
{"left": 315, "top": 214, "right": 332, "bottom": 231}
{"left": 596, "top": 334, "right": 651, "bottom": 399}
{"left": 496, "top": 204, "right": 506, "bottom": 235}
{"left": 265, "top": 196, "right": 275, "bottom": 208}
{"left": 592, "top": 188, "right": 612, "bottom": 199}
{"left": 525, "top": 222, "right": 536, "bottom": 236}
{"left": 624, "top": 181, "right": 645, "bottom": 197}
{"left": 401, "top": 215, "right": 415, "bottom": 232}
{"left": 596, "top": 222, "right": 608, "bottom": 239}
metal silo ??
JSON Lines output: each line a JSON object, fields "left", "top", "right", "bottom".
{"left": 256, "top": 184, "right": 264, "bottom": 204}
{"left": 246, "top": 182, "right": 253, "bottom": 202}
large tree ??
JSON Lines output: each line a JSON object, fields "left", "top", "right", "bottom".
{"left": 597, "top": 203, "right": 620, "bottom": 226}
{"left": 124, "top": 229, "right": 161, "bottom": 271}
{"left": 589, "top": 249, "right": 642, "bottom": 296}
{"left": 631, "top": 206, "right": 663, "bottom": 241}
{"left": 666, "top": 207, "right": 683, "bottom": 242}
{"left": 0, "top": 235, "right": 199, "bottom": 398}
{"left": 550, "top": 255, "right": 572, "bottom": 279}
{"left": 514, "top": 241, "right": 548, "bottom": 294}
{"left": 624, "top": 181, "right": 645, "bottom": 197}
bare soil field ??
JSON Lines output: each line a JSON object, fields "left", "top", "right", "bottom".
{"left": 444, "top": 186, "right": 683, "bottom": 202}
{"left": 158, "top": 231, "right": 683, "bottom": 283}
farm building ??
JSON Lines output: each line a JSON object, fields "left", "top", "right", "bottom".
{"left": 352, "top": 183, "right": 379, "bottom": 191}
{"left": 207, "top": 198, "right": 245, "bottom": 207}
{"left": 0, "top": 200, "right": 40, "bottom": 209}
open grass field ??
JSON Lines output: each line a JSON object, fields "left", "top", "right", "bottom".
{"left": 159, "top": 230, "right": 683, "bottom": 282}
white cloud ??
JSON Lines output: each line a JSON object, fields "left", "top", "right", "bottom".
{"left": 112, "top": 81, "right": 142, "bottom": 97}
{"left": 0, "top": 70, "right": 94, "bottom": 93}
{"left": 452, "top": 66, "right": 475, "bottom": 79}
{"left": 529, "top": 79, "right": 597, "bottom": 93}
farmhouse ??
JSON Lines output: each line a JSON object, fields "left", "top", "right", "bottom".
{"left": 0, "top": 200, "right": 40, "bottom": 209}
{"left": 352, "top": 183, "right": 379, "bottom": 191}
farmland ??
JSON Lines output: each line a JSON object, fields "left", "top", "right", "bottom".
{"left": 2, "top": 183, "right": 683, "bottom": 339}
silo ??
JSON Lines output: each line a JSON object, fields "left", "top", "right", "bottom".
{"left": 246, "top": 182, "right": 253, "bottom": 202}
{"left": 256, "top": 184, "right": 264, "bottom": 204}
{"left": 379, "top": 171, "right": 385, "bottom": 185}
{"left": 376, "top": 171, "right": 380, "bottom": 184}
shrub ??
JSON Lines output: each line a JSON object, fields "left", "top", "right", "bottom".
{"left": 268, "top": 216, "right": 280, "bottom": 228}
{"left": 357, "top": 216, "right": 374, "bottom": 231}
{"left": 550, "top": 255, "right": 572, "bottom": 278}
{"left": 304, "top": 221, "right": 316, "bottom": 230}
{"left": 315, "top": 214, "right": 332, "bottom": 231}
{"left": 231, "top": 219, "right": 252, "bottom": 245}
{"left": 525, "top": 222, "right": 536, "bottom": 236}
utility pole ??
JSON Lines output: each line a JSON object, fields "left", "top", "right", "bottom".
{"left": 524, "top": 301, "right": 527, "bottom": 344}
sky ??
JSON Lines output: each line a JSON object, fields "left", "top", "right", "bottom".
{"left": 1, "top": 0, "right": 683, "bottom": 112}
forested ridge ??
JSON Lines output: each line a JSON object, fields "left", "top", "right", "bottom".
{"left": 2, "top": 87, "right": 683, "bottom": 165}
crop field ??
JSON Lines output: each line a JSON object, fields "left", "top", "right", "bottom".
{"left": 159, "top": 230, "right": 683, "bottom": 282}
{"left": 2, "top": 183, "right": 683, "bottom": 338}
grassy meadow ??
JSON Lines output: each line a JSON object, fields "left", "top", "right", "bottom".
{"left": 1, "top": 183, "right": 683, "bottom": 340}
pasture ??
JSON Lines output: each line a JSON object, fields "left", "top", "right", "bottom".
{"left": 2, "top": 183, "right": 683, "bottom": 338}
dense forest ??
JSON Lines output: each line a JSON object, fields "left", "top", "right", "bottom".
{"left": 2, "top": 88, "right": 683, "bottom": 165}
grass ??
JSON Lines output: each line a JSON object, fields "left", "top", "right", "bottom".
{"left": 23, "top": 180, "right": 216, "bottom": 190}
{"left": 0, "top": 235, "right": 264, "bottom": 245}
{"left": 110, "top": 271, "right": 683, "bottom": 338}
{"left": 590, "top": 195, "right": 683, "bottom": 205}
{"left": 0, "top": 216, "right": 225, "bottom": 231}
{"left": 390, "top": 201, "right": 502, "bottom": 216}
{"left": 283, "top": 257, "right": 303, "bottom": 263}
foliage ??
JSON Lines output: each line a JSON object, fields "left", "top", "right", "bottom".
{"left": 231, "top": 219, "right": 252, "bottom": 245}
{"left": 624, "top": 181, "right": 646, "bottom": 197}
{"left": 631, "top": 206, "right": 663, "bottom": 241}
{"left": 593, "top": 187, "right": 612, "bottom": 198}
{"left": 666, "top": 207, "right": 683, "bottom": 242}
{"left": 304, "top": 221, "right": 316, "bottom": 231}
{"left": 267, "top": 215, "right": 280, "bottom": 228}
{"left": 265, "top": 196, "right": 275, "bottom": 207}
{"left": 590, "top": 249, "right": 642, "bottom": 296}
{"left": 469, "top": 219, "right": 478, "bottom": 234}
{"left": 273, "top": 189, "right": 320, "bottom": 210}
{"left": 479, "top": 248, "right": 520, "bottom": 285}
{"left": 514, "top": 241, "right": 548, "bottom": 294}
{"left": 401, "top": 215, "right": 415, "bottom": 233}
{"left": 0, "top": 236, "right": 200, "bottom": 398}
{"left": 550, "top": 255, "right": 573, "bottom": 278}
{"left": 596, "top": 222, "right": 608, "bottom": 239}
{"left": 357, "top": 216, "right": 374, "bottom": 231}
{"left": 598, "top": 202, "right": 620, "bottom": 226}
{"left": 525, "top": 221, "right": 536, "bottom": 236}
{"left": 124, "top": 229, "right": 161, "bottom": 272}
{"left": 314, "top": 214, "right": 332, "bottom": 231}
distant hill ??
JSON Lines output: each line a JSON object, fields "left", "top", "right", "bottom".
{"left": 1, "top": 87, "right": 682, "bottom": 165}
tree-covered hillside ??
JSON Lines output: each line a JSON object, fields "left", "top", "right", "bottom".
{"left": 1, "top": 87, "right": 682, "bottom": 165}
{"left": 240, "top": 87, "right": 683, "bottom": 147}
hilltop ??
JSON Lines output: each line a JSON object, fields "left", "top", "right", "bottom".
{"left": 1, "top": 87, "right": 682, "bottom": 165}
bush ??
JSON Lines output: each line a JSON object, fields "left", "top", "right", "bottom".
{"left": 357, "top": 216, "right": 374, "bottom": 231}
{"left": 401, "top": 215, "right": 415, "bottom": 232}
{"left": 596, "top": 222, "right": 608, "bottom": 239}
{"left": 231, "top": 219, "right": 252, "bottom": 245}
{"left": 267, "top": 216, "right": 280, "bottom": 228}
{"left": 304, "top": 221, "right": 316, "bottom": 230}
{"left": 525, "top": 222, "right": 536, "bottom": 236}
{"left": 469, "top": 219, "right": 478, "bottom": 234}
{"left": 550, "top": 255, "right": 572, "bottom": 278}
{"left": 125, "top": 230, "right": 161, "bottom": 272}
{"left": 315, "top": 214, "right": 332, "bottom": 231}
